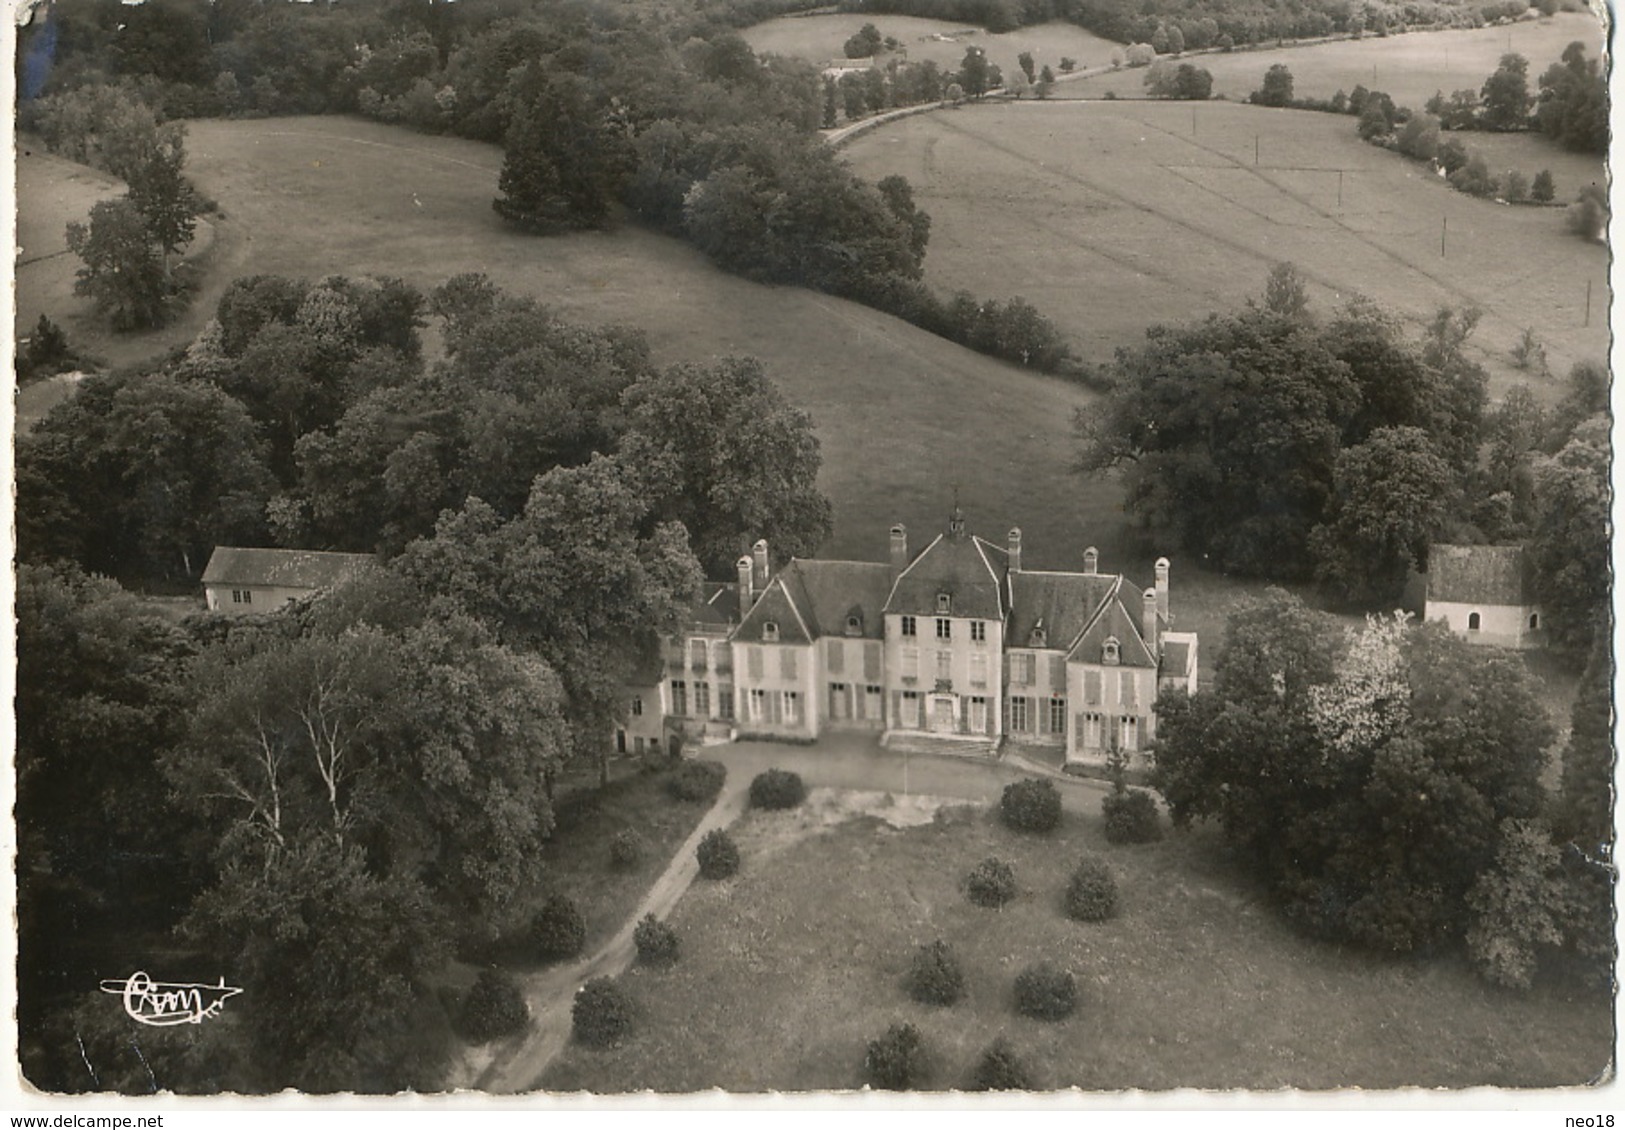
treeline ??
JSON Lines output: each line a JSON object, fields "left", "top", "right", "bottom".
{"left": 1077, "top": 264, "right": 1610, "bottom": 656}
{"left": 18, "top": 271, "right": 839, "bottom": 1091}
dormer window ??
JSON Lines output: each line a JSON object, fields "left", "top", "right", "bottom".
{"left": 845, "top": 615, "right": 862, "bottom": 637}
{"left": 936, "top": 592, "right": 951, "bottom": 614}
{"left": 1102, "top": 636, "right": 1121, "bottom": 665}
{"left": 1029, "top": 619, "right": 1046, "bottom": 648}
{"left": 763, "top": 622, "right": 780, "bottom": 642}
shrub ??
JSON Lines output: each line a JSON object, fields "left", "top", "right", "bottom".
{"left": 966, "top": 856, "right": 1017, "bottom": 907}
{"left": 749, "top": 768, "right": 807, "bottom": 810}
{"left": 633, "top": 914, "right": 680, "bottom": 966}
{"left": 904, "top": 939, "right": 965, "bottom": 1006}
{"left": 1531, "top": 169, "right": 1555, "bottom": 203}
{"left": 1103, "top": 788, "right": 1163, "bottom": 844}
{"left": 1567, "top": 184, "right": 1609, "bottom": 240}
{"left": 1065, "top": 858, "right": 1119, "bottom": 922}
{"left": 1000, "top": 778, "right": 1061, "bottom": 833}
{"left": 1448, "top": 154, "right": 1498, "bottom": 197}
{"left": 531, "top": 894, "right": 586, "bottom": 961}
{"left": 1013, "top": 962, "right": 1077, "bottom": 1021}
{"left": 572, "top": 977, "right": 633, "bottom": 1047}
{"left": 458, "top": 969, "right": 529, "bottom": 1043}
{"left": 666, "top": 759, "right": 725, "bottom": 802}
{"left": 609, "top": 828, "right": 645, "bottom": 870}
{"left": 1436, "top": 136, "right": 1470, "bottom": 174}
{"left": 969, "top": 1037, "right": 1034, "bottom": 1090}
{"left": 696, "top": 828, "right": 740, "bottom": 879}
{"left": 864, "top": 1022, "right": 926, "bottom": 1089}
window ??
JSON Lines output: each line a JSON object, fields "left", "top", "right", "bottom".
{"left": 826, "top": 638, "right": 845, "bottom": 674}
{"left": 631, "top": 696, "right": 643, "bottom": 717}
{"left": 1049, "top": 655, "right": 1066, "bottom": 689}
{"left": 830, "top": 682, "right": 850, "bottom": 720}
{"left": 864, "top": 642, "right": 882, "bottom": 681}
{"left": 1102, "top": 636, "right": 1121, "bottom": 665}
{"left": 1122, "top": 671, "right": 1138, "bottom": 709}
{"left": 901, "top": 690, "right": 922, "bottom": 728}
{"left": 747, "top": 646, "right": 764, "bottom": 678}
{"left": 936, "top": 592, "right": 951, "bottom": 613}
{"left": 690, "top": 639, "right": 708, "bottom": 670}
{"left": 671, "top": 681, "right": 687, "bottom": 716}
{"left": 1028, "top": 625, "right": 1046, "bottom": 648}
{"left": 719, "top": 685, "right": 735, "bottom": 720}
{"left": 865, "top": 685, "right": 883, "bottom": 720}
{"left": 712, "top": 641, "right": 732, "bottom": 672}
{"left": 1049, "top": 696, "right": 1067, "bottom": 734}
{"left": 1009, "top": 696, "right": 1030, "bottom": 732}
{"left": 749, "top": 687, "right": 768, "bottom": 721}
{"left": 784, "top": 691, "right": 802, "bottom": 725}
{"left": 1079, "top": 712, "right": 1102, "bottom": 747}
{"left": 1010, "top": 653, "right": 1035, "bottom": 685}
{"left": 763, "top": 622, "right": 780, "bottom": 642}
{"left": 232, "top": 589, "right": 253, "bottom": 605}
{"left": 935, "top": 617, "right": 952, "bottom": 640}
{"left": 846, "top": 615, "right": 862, "bottom": 637}
{"left": 935, "top": 649, "right": 952, "bottom": 681}
{"left": 1083, "top": 670, "right": 1102, "bottom": 706}
{"left": 694, "top": 682, "right": 710, "bottom": 716}
{"left": 970, "top": 651, "right": 988, "bottom": 687}
{"left": 1468, "top": 612, "right": 1481, "bottom": 631}
{"left": 901, "top": 615, "right": 917, "bottom": 637}
{"left": 1529, "top": 612, "right": 1541, "bottom": 630}
{"left": 901, "top": 646, "right": 919, "bottom": 680}
{"left": 780, "top": 648, "right": 798, "bottom": 679}
{"left": 1121, "top": 716, "right": 1139, "bottom": 751}
{"left": 969, "top": 696, "right": 987, "bottom": 734}
{"left": 970, "top": 621, "right": 986, "bottom": 643}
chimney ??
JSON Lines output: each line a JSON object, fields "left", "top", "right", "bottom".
{"left": 737, "top": 555, "right": 754, "bottom": 621}
{"left": 890, "top": 523, "right": 909, "bottom": 575}
{"left": 1007, "top": 527, "right": 1023, "bottom": 574}
{"left": 1083, "top": 546, "right": 1099, "bottom": 575}
{"left": 1155, "top": 557, "right": 1170, "bottom": 622}
{"left": 753, "top": 539, "right": 770, "bottom": 587}
{"left": 1143, "top": 586, "right": 1160, "bottom": 660}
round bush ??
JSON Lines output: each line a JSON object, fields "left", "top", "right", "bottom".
{"left": 1000, "top": 778, "right": 1062, "bottom": 833}
{"left": 571, "top": 976, "right": 633, "bottom": 1047}
{"left": 1014, "top": 962, "right": 1077, "bottom": 1021}
{"left": 531, "top": 894, "right": 586, "bottom": 961}
{"left": 633, "top": 914, "right": 679, "bottom": 966}
{"left": 609, "top": 828, "right": 645, "bottom": 870}
{"left": 864, "top": 1022, "right": 926, "bottom": 1090}
{"left": 1102, "top": 788, "right": 1163, "bottom": 844}
{"left": 748, "top": 768, "right": 807, "bottom": 810}
{"left": 1065, "top": 858, "right": 1119, "bottom": 922}
{"left": 969, "top": 1037, "right": 1034, "bottom": 1091}
{"left": 966, "top": 856, "right": 1017, "bottom": 908}
{"left": 904, "top": 939, "right": 964, "bottom": 1006}
{"left": 458, "top": 969, "right": 529, "bottom": 1043}
{"left": 666, "top": 759, "right": 726, "bottom": 802}
{"left": 696, "top": 828, "right": 740, "bottom": 879}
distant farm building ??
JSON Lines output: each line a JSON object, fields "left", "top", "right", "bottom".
{"left": 1424, "top": 544, "right": 1544, "bottom": 648}
{"left": 202, "top": 546, "right": 377, "bottom": 615}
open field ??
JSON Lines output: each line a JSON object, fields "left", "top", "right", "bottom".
{"left": 742, "top": 15, "right": 1119, "bottom": 75}
{"left": 542, "top": 799, "right": 1613, "bottom": 1091}
{"left": 842, "top": 97, "right": 1609, "bottom": 399}
{"left": 1072, "top": 13, "right": 1605, "bottom": 110}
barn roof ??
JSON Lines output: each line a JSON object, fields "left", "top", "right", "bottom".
{"left": 202, "top": 547, "right": 376, "bottom": 590}
{"left": 1428, "top": 544, "right": 1537, "bottom": 607}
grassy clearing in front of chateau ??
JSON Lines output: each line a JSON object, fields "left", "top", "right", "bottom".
{"left": 541, "top": 798, "right": 1614, "bottom": 1093}
{"left": 741, "top": 15, "right": 1119, "bottom": 73}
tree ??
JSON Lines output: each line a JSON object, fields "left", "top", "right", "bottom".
{"left": 1036, "top": 65, "right": 1055, "bottom": 99}
{"left": 1253, "top": 64, "right": 1294, "bottom": 107}
{"left": 493, "top": 69, "right": 619, "bottom": 234}
{"left": 1528, "top": 421, "right": 1610, "bottom": 656}
{"left": 1531, "top": 169, "right": 1556, "bottom": 202}
{"left": 66, "top": 199, "right": 169, "bottom": 330}
{"left": 619, "top": 357, "right": 834, "bottom": 574}
{"left": 1016, "top": 51, "right": 1036, "bottom": 83}
{"left": 822, "top": 78, "right": 838, "bottom": 128}
{"left": 1165, "top": 24, "right": 1185, "bottom": 55}
{"left": 124, "top": 129, "right": 200, "bottom": 279}
{"left": 1566, "top": 184, "right": 1608, "bottom": 241}
{"left": 1262, "top": 261, "right": 1309, "bottom": 317}
{"left": 1480, "top": 52, "right": 1532, "bottom": 130}
{"left": 957, "top": 47, "right": 990, "bottom": 98}
{"left": 1535, "top": 43, "right": 1608, "bottom": 153}
{"left": 1309, "top": 427, "right": 1454, "bottom": 606}
{"left": 844, "top": 23, "right": 883, "bottom": 59}
{"left": 1465, "top": 820, "right": 1567, "bottom": 988}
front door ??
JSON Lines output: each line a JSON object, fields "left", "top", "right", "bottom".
{"left": 931, "top": 694, "right": 956, "bottom": 734}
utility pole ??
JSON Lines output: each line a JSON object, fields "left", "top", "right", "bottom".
{"left": 1338, "top": 169, "right": 1344, "bottom": 208}
{"left": 1440, "top": 215, "right": 1447, "bottom": 257}
{"left": 1585, "top": 279, "right": 1592, "bottom": 327}
{"left": 1255, "top": 134, "right": 1259, "bottom": 165}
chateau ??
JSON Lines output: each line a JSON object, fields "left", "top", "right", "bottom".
{"left": 618, "top": 510, "right": 1199, "bottom": 769}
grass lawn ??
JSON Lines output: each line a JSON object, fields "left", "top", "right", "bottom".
{"left": 540, "top": 797, "right": 1614, "bottom": 1092}
{"left": 1071, "top": 13, "right": 1605, "bottom": 112}
{"left": 841, "top": 97, "right": 1608, "bottom": 400}
{"left": 742, "top": 15, "right": 1119, "bottom": 75}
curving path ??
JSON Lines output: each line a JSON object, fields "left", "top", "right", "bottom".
{"left": 478, "top": 735, "right": 1113, "bottom": 1093}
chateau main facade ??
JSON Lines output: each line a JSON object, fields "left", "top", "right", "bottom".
{"left": 617, "top": 510, "right": 1199, "bottom": 769}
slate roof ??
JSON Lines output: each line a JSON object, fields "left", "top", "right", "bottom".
{"left": 689, "top": 582, "right": 741, "bottom": 629}
{"left": 1428, "top": 544, "right": 1537, "bottom": 606}
{"left": 1009, "top": 571, "right": 1121, "bottom": 651}
{"left": 885, "top": 533, "right": 1008, "bottom": 620}
{"left": 1067, "top": 595, "right": 1157, "bottom": 669}
{"left": 778, "top": 559, "right": 895, "bottom": 640}
{"left": 202, "top": 547, "right": 375, "bottom": 590}
{"left": 1161, "top": 635, "right": 1195, "bottom": 678}
{"left": 735, "top": 576, "right": 815, "bottom": 645}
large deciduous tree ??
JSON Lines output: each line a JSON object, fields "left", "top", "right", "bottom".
{"left": 493, "top": 67, "right": 621, "bottom": 233}
{"left": 1528, "top": 418, "right": 1610, "bottom": 656}
{"left": 620, "top": 356, "right": 833, "bottom": 574}
{"left": 1479, "top": 52, "right": 1532, "bottom": 130}
{"left": 66, "top": 198, "right": 169, "bottom": 330}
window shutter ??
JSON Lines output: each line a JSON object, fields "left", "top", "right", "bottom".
{"left": 1084, "top": 670, "right": 1101, "bottom": 706}
{"left": 747, "top": 646, "right": 763, "bottom": 678}
{"left": 827, "top": 638, "right": 844, "bottom": 674}
{"left": 782, "top": 648, "right": 798, "bottom": 679}
{"left": 1123, "top": 671, "right": 1138, "bottom": 709}
{"left": 864, "top": 642, "right": 881, "bottom": 680}
{"left": 1050, "top": 655, "right": 1066, "bottom": 688}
